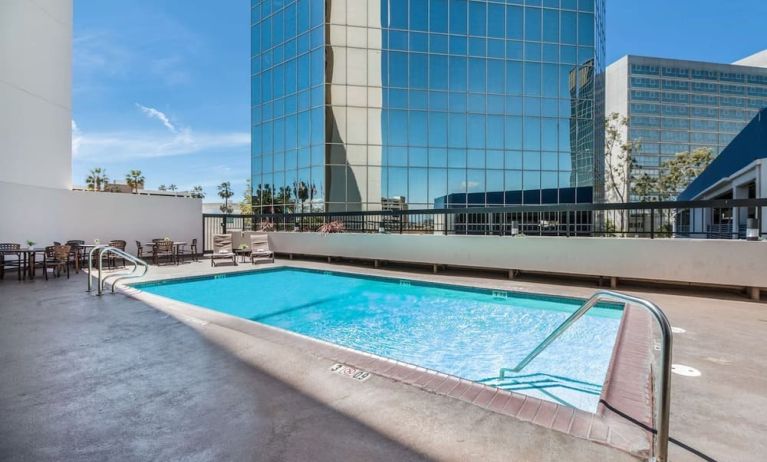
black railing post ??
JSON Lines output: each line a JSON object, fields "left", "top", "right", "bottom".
{"left": 650, "top": 207, "right": 655, "bottom": 239}
{"left": 222, "top": 215, "right": 227, "bottom": 235}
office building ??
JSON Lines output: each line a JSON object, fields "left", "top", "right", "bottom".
{"left": 251, "top": 0, "right": 606, "bottom": 211}
{"left": 605, "top": 52, "right": 767, "bottom": 201}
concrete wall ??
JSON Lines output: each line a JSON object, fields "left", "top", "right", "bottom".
{"left": 267, "top": 232, "right": 767, "bottom": 288}
{"left": 0, "top": 0, "right": 73, "bottom": 189}
{"left": 0, "top": 182, "right": 202, "bottom": 253}
{"left": 604, "top": 57, "right": 630, "bottom": 205}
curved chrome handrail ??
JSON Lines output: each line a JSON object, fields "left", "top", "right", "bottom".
{"left": 87, "top": 245, "right": 109, "bottom": 292}
{"left": 86, "top": 246, "right": 148, "bottom": 295}
{"left": 506, "top": 290, "right": 672, "bottom": 462}
{"left": 101, "top": 248, "right": 148, "bottom": 293}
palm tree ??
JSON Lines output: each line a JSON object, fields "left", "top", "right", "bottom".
{"left": 217, "top": 181, "right": 234, "bottom": 214}
{"left": 125, "top": 170, "right": 145, "bottom": 193}
{"left": 191, "top": 185, "right": 205, "bottom": 199}
{"left": 85, "top": 168, "right": 109, "bottom": 191}
{"left": 158, "top": 184, "right": 167, "bottom": 191}
{"left": 168, "top": 184, "right": 177, "bottom": 196}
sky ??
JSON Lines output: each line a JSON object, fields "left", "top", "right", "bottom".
{"left": 72, "top": 0, "right": 767, "bottom": 201}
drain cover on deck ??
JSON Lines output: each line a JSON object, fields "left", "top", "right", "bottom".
{"left": 672, "top": 364, "right": 701, "bottom": 377}
{"left": 330, "top": 363, "right": 371, "bottom": 382}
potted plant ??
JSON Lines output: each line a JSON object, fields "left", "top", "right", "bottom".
{"left": 258, "top": 220, "right": 275, "bottom": 232}
{"left": 317, "top": 220, "right": 345, "bottom": 234}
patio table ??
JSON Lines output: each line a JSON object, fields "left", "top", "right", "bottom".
{"left": 145, "top": 241, "right": 187, "bottom": 264}
{"left": 234, "top": 248, "right": 251, "bottom": 263}
{"left": 77, "top": 244, "right": 98, "bottom": 271}
{"left": 0, "top": 248, "right": 47, "bottom": 280}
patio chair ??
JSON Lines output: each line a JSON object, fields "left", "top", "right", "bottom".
{"left": 135, "top": 241, "right": 145, "bottom": 259}
{"left": 210, "top": 234, "right": 236, "bottom": 267}
{"left": 65, "top": 240, "right": 86, "bottom": 273}
{"left": 249, "top": 234, "right": 274, "bottom": 264}
{"left": 152, "top": 240, "right": 176, "bottom": 265}
{"left": 42, "top": 244, "right": 71, "bottom": 280}
{"left": 177, "top": 238, "right": 198, "bottom": 263}
{"left": 107, "top": 240, "right": 127, "bottom": 268}
{"left": 0, "top": 243, "right": 23, "bottom": 281}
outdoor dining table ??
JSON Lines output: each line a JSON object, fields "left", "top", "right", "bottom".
{"left": 144, "top": 241, "right": 188, "bottom": 263}
{"left": 0, "top": 247, "right": 47, "bottom": 280}
{"left": 77, "top": 244, "right": 97, "bottom": 271}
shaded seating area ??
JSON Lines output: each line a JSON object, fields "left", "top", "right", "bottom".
{"left": 0, "top": 239, "right": 128, "bottom": 281}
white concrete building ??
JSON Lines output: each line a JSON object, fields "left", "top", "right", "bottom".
{"left": 605, "top": 52, "right": 767, "bottom": 202}
{"left": 0, "top": 0, "right": 202, "bottom": 251}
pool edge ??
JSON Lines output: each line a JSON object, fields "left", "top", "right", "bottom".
{"left": 119, "top": 276, "right": 652, "bottom": 460}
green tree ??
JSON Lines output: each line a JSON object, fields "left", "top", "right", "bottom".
{"left": 125, "top": 170, "right": 145, "bottom": 193}
{"left": 217, "top": 181, "right": 234, "bottom": 214}
{"left": 240, "top": 179, "right": 253, "bottom": 215}
{"left": 604, "top": 113, "right": 641, "bottom": 203}
{"left": 191, "top": 186, "right": 205, "bottom": 199}
{"left": 635, "top": 147, "right": 714, "bottom": 201}
{"left": 158, "top": 184, "right": 167, "bottom": 191}
{"left": 85, "top": 168, "right": 109, "bottom": 191}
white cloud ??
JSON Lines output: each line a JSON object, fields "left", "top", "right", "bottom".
{"left": 136, "top": 103, "right": 177, "bottom": 133}
{"left": 72, "top": 120, "right": 82, "bottom": 156}
{"left": 72, "top": 128, "right": 249, "bottom": 162}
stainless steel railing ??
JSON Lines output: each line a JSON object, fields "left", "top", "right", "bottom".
{"left": 87, "top": 245, "right": 148, "bottom": 295}
{"left": 505, "top": 290, "right": 672, "bottom": 462}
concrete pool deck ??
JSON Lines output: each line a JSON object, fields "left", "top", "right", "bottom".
{"left": 1, "top": 259, "right": 765, "bottom": 461}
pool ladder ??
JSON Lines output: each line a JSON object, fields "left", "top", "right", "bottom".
{"left": 86, "top": 245, "right": 149, "bottom": 295}
{"left": 507, "top": 290, "right": 673, "bottom": 462}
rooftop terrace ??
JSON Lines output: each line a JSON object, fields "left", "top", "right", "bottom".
{"left": 1, "top": 259, "right": 765, "bottom": 461}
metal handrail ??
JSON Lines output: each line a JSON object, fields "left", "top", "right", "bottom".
{"left": 86, "top": 245, "right": 148, "bottom": 295}
{"left": 506, "top": 290, "right": 672, "bottom": 462}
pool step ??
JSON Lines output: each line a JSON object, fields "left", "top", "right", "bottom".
{"left": 478, "top": 372, "right": 601, "bottom": 396}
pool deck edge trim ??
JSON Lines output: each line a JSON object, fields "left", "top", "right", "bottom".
{"left": 118, "top": 267, "right": 653, "bottom": 459}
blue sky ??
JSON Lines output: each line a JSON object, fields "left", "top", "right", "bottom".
{"left": 72, "top": 0, "right": 767, "bottom": 201}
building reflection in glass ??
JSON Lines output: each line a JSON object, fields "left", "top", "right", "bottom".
{"left": 251, "top": 0, "right": 606, "bottom": 212}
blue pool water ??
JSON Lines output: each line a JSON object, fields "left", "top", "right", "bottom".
{"left": 134, "top": 268, "right": 623, "bottom": 412}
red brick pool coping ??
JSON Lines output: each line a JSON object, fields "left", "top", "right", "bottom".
{"left": 121, "top": 272, "right": 655, "bottom": 460}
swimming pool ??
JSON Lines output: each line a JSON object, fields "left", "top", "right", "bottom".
{"left": 133, "top": 268, "right": 624, "bottom": 412}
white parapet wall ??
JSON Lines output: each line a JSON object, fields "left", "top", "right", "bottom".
{"left": 267, "top": 232, "right": 767, "bottom": 289}
{"left": 0, "top": 0, "right": 73, "bottom": 190}
{"left": 0, "top": 181, "right": 201, "bottom": 253}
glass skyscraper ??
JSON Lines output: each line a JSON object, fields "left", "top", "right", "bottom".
{"left": 606, "top": 54, "right": 767, "bottom": 201}
{"left": 251, "top": 0, "right": 606, "bottom": 212}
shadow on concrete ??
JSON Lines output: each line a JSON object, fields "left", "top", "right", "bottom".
{"left": 0, "top": 273, "right": 430, "bottom": 461}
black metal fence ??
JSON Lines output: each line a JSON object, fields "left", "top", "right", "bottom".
{"left": 203, "top": 199, "right": 766, "bottom": 252}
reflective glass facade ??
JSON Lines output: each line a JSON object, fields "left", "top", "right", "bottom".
{"left": 252, "top": 0, "right": 606, "bottom": 212}
{"left": 608, "top": 55, "right": 767, "bottom": 201}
